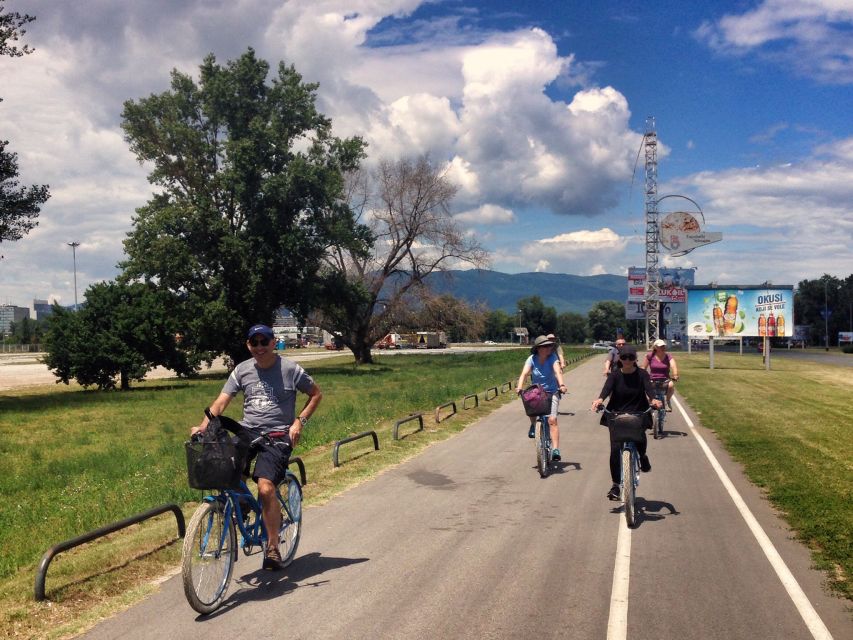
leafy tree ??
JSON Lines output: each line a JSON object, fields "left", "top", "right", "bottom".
{"left": 556, "top": 311, "right": 587, "bottom": 344}
{"left": 518, "top": 296, "right": 557, "bottom": 339}
{"left": 7, "top": 315, "right": 46, "bottom": 344}
{"left": 587, "top": 300, "right": 626, "bottom": 341}
{"left": 119, "top": 49, "right": 367, "bottom": 365}
{"left": 794, "top": 274, "right": 852, "bottom": 346}
{"left": 0, "top": 3, "right": 49, "bottom": 253}
{"left": 309, "top": 156, "right": 487, "bottom": 364}
{"left": 484, "top": 309, "right": 514, "bottom": 342}
{"left": 43, "top": 281, "right": 192, "bottom": 390}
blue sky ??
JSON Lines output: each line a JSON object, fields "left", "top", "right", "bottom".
{"left": 1, "top": 0, "right": 851, "bottom": 308}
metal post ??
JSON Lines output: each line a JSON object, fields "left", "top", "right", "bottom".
{"left": 643, "top": 117, "right": 660, "bottom": 348}
{"left": 67, "top": 242, "right": 80, "bottom": 309}
{"left": 824, "top": 280, "right": 829, "bottom": 351}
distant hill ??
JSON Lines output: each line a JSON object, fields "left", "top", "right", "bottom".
{"left": 424, "top": 270, "right": 625, "bottom": 314}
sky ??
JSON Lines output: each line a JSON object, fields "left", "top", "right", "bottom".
{"left": 1, "top": 0, "right": 852, "bottom": 309}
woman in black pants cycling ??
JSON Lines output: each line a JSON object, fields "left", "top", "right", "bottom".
{"left": 591, "top": 344, "right": 662, "bottom": 500}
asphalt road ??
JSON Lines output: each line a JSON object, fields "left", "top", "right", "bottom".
{"left": 77, "top": 356, "right": 850, "bottom": 640}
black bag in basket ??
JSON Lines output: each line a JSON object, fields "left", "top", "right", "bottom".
{"left": 607, "top": 413, "right": 645, "bottom": 444}
{"left": 520, "top": 384, "right": 552, "bottom": 416}
{"left": 185, "top": 411, "right": 248, "bottom": 490}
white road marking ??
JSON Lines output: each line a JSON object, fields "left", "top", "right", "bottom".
{"left": 607, "top": 514, "right": 631, "bottom": 640}
{"left": 672, "top": 396, "right": 834, "bottom": 640}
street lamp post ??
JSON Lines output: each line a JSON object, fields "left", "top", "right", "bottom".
{"left": 517, "top": 309, "right": 522, "bottom": 344}
{"left": 824, "top": 279, "right": 829, "bottom": 351}
{"left": 67, "top": 242, "right": 80, "bottom": 309}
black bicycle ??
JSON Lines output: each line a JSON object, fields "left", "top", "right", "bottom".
{"left": 651, "top": 379, "right": 670, "bottom": 439}
{"left": 534, "top": 413, "right": 553, "bottom": 478}
{"left": 597, "top": 406, "right": 653, "bottom": 528}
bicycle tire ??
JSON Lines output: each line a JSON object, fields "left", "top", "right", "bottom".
{"left": 275, "top": 471, "right": 302, "bottom": 566}
{"left": 536, "top": 418, "right": 549, "bottom": 478}
{"left": 182, "top": 500, "right": 236, "bottom": 614}
{"left": 622, "top": 448, "right": 636, "bottom": 528}
{"left": 656, "top": 405, "right": 665, "bottom": 438}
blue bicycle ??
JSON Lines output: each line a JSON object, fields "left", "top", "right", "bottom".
{"left": 181, "top": 432, "right": 302, "bottom": 614}
{"left": 598, "top": 406, "right": 652, "bottom": 528}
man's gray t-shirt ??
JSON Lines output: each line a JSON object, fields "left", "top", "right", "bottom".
{"left": 221, "top": 355, "right": 315, "bottom": 433}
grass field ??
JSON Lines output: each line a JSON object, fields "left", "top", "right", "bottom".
{"left": 674, "top": 350, "right": 852, "bottom": 599}
{"left": 0, "top": 346, "right": 849, "bottom": 638}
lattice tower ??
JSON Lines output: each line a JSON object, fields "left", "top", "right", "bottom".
{"left": 644, "top": 117, "right": 660, "bottom": 346}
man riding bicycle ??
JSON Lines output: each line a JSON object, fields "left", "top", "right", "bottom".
{"left": 603, "top": 338, "right": 626, "bottom": 376}
{"left": 191, "top": 324, "right": 322, "bottom": 570}
{"left": 591, "top": 344, "right": 662, "bottom": 501}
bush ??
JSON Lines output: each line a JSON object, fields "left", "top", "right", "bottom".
{"left": 841, "top": 344, "right": 853, "bottom": 354}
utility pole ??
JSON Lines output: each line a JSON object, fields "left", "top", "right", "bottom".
{"left": 67, "top": 242, "right": 80, "bottom": 309}
{"left": 643, "top": 117, "right": 660, "bottom": 348}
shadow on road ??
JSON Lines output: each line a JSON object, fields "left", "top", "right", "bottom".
{"left": 196, "top": 551, "right": 369, "bottom": 620}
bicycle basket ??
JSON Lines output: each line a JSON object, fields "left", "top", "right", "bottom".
{"left": 185, "top": 440, "right": 247, "bottom": 490}
{"left": 607, "top": 413, "right": 646, "bottom": 443}
{"left": 521, "top": 384, "right": 552, "bottom": 416}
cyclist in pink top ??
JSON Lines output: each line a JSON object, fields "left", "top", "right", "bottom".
{"left": 643, "top": 339, "right": 679, "bottom": 409}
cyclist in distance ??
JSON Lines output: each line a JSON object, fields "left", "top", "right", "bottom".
{"left": 603, "top": 337, "right": 626, "bottom": 376}
{"left": 643, "top": 339, "right": 679, "bottom": 409}
{"left": 516, "top": 335, "right": 569, "bottom": 461}
{"left": 191, "top": 324, "right": 322, "bottom": 570}
{"left": 547, "top": 333, "right": 567, "bottom": 370}
{"left": 590, "top": 344, "right": 662, "bottom": 501}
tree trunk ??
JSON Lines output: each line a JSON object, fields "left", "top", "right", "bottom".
{"left": 350, "top": 339, "right": 374, "bottom": 364}
{"left": 120, "top": 370, "right": 130, "bottom": 390}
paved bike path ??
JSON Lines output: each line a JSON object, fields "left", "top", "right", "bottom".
{"left": 79, "top": 357, "right": 850, "bottom": 640}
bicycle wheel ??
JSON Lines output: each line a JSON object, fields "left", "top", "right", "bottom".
{"left": 536, "top": 418, "right": 549, "bottom": 478}
{"left": 656, "top": 405, "right": 665, "bottom": 438}
{"left": 622, "top": 448, "right": 636, "bottom": 528}
{"left": 182, "top": 500, "right": 236, "bottom": 614}
{"left": 275, "top": 472, "right": 302, "bottom": 566}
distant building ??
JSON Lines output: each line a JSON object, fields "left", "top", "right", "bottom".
{"left": 273, "top": 308, "right": 298, "bottom": 329}
{"left": 0, "top": 305, "right": 30, "bottom": 335}
{"left": 33, "top": 298, "right": 53, "bottom": 321}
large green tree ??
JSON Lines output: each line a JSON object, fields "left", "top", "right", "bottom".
{"left": 587, "top": 300, "right": 626, "bottom": 341}
{"left": 794, "top": 274, "right": 852, "bottom": 346}
{"left": 483, "top": 309, "right": 514, "bottom": 342}
{"left": 556, "top": 311, "right": 587, "bottom": 344}
{"left": 518, "top": 296, "right": 557, "bottom": 339}
{"left": 43, "top": 281, "right": 192, "bottom": 390}
{"left": 119, "top": 49, "right": 367, "bottom": 365}
{"left": 0, "top": 3, "right": 49, "bottom": 253}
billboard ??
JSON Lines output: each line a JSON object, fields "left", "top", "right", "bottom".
{"left": 627, "top": 267, "right": 695, "bottom": 303}
{"left": 686, "top": 286, "right": 794, "bottom": 338}
{"left": 659, "top": 211, "right": 723, "bottom": 256}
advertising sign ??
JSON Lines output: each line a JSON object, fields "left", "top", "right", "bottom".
{"left": 627, "top": 267, "right": 695, "bottom": 303}
{"left": 659, "top": 211, "right": 723, "bottom": 256}
{"left": 792, "top": 325, "right": 810, "bottom": 342}
{"left": 839, "top": 332, "right": 853, "bottom": 345}
{"left": 686, "top": 286, "right": 794, "bottom": 338}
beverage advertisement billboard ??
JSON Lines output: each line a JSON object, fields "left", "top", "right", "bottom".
{"left": 686, "top": 286, "right": 794, "bottom": 338}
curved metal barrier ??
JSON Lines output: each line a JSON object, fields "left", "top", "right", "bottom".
{"left": 35, "top": 503, "right": 185, "bottom": 601}
{"left": 463, "top": 393, "right": 479, "bottom": 410}
{"left": 500, "top": 381, "right": 512, "bottom": 393}
{"left": 288, "top": 456, "right": 307, "bottom": 486}
{"left": 484, "top": 386, "right": 499, "bottom": 401}
{"left": 434, "top": 401, "right": 457, "bottom": 424}
{"left": 332, "top": 431, "right": 379, "bottom": 467}
{"left": 393, "top": 413, "right": 424, "bottom": 440}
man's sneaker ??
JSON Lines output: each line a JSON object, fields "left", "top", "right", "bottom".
{"left": 640, "top": 455, "right": 652, "bottom": 473}
{"left": 528, "top": 424, "right": 535, "bottom": 438}
{"left": 262, "top": 545, "right": 285, "bottom": 571}
{"left": 607, "top": 484, "right": 620, "bottom": 501}
{"left": 551, "top": 448, "right": 561, "bottom": 462}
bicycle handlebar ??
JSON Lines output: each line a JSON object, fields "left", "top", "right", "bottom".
{"left": 595, "top": 406, "right": 654, "bottom": 417}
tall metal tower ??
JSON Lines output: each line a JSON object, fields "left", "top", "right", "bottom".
{"left": 643, "top": 117, "right": 660, "bottom": 347}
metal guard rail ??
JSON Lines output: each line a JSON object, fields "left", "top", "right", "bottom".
{"left": 35, "top": 503, "right": 185, "bottom": 601}
{"left": 332, "top": 431, "right": 379, "bottom": 467}
{"left": 393, "top": 413, "right": 424, "bottom": 440}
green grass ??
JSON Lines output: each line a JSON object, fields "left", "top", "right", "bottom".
{"left": 675, "top": 351, "right": 852, "bottom": 598}
{"left": 0, "top": 349, "right": 552, "bottom": 582}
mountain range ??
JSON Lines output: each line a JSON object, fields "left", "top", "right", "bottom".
{"left": 424, "top": 270, "right": 625, "bottom": 314}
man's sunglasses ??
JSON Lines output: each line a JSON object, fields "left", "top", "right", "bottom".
{"left": 249, "top": 337, "right": 271, "bottom": 347}
{"left": 619, "top": 354, "right": 636, "bottom": 361}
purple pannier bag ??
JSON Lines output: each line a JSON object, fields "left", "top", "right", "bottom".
{"left": 520, "top": 384, "right": 552, "bottom": 416}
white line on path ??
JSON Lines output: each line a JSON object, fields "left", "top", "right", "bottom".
{"left": 672, "top": 396, "right": 834, "bottom": 640}
{"left": 606, "top": 514, "right": 631, "bottom": 640}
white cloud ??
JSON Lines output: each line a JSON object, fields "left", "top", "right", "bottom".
{"left": 454, "top": 204, "right": 516, "bottom": 225}
{"left": 695, "top": 0, "right": 853, "bottom": 84}
{"left": 534, "top": 260, "right": 550, "bottom": 272}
